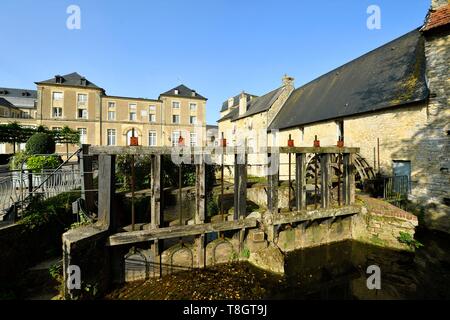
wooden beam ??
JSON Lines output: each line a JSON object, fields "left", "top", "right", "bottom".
{"left": 80, "top": 144, "right": 95, "bottom": 214}
{"left": 234, "top": 153, "right": 247, "bottom": 220}
{"left": 267, "top": 152, "right": 279, "bottom": 215}
{"left": 108, "top": 218, "right": 258, "bottom": 246}
{"left": 295, "top": 153, "right": 306, "bottom": 211}
{"left": 98, "top": 154, "right": 116, "bottom": 230}
{"left": 272, "top": 205, "right": 361, "bottom": 225}
{"left": 277, "top": 147, "right": 360, "bottom": 154}
{"left": 320, "top": 153, "right": 332, "bottom": 208}
{"left": 343, "top": 153, "right": 356, "bottom": 205}
{"left": 150, "top": 154, "right": 162, "bottom": 228}
{"left": 195, "top": 156, "right": 206, "bottom": 224}
{"left": 89, "top": 145, "right": 254, "bottom": 156}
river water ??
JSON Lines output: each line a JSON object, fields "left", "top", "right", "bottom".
{"left": 269, "top": 228, "right": 450, "bottom": 299}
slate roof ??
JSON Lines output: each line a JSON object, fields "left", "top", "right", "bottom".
{"left": 421, "top": 4, "right": 450, "bottom": 32}
{"left": 220, "top": 93, "right": 258, "bottom": 112}
{"left": 160, "top": 84, "right": 207, "bottom": 101}
{"left": 35, "top": 72, "right": 102, "bottom": 90}
{"left": 0, "top": 87, "right": 37, "bottom": 109}
{"left": 0, "top": 97, "right": 18, "bottom": 109}
{"left": 218, "top": 87, "right": 284, "bottom": 122}
{"left": 269, "top": 28, "right": 429, "bottom": 130}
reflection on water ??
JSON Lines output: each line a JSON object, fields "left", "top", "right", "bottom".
{"left": 269, "top": 229, "right": 450, "bottom": 300}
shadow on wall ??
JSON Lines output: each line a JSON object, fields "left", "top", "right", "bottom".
{"left": 382, "top": 97, "right": 449, "bottom": 233}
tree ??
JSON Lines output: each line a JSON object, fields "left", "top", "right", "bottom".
{"left": 25, "top": 132, "right": 56, "bottom": 155}
{"left": 56, "top": 126, "right": 80, "bottom": 158}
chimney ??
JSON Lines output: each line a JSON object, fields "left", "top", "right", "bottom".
{"left": 431, "top": 0, "right": 447, "bottom": 10}
{"left": 282, "top": 74, "right": 295, "bottom": 89}
{"left": 239, "top": 91, "right": 247, "bottom": 116}
{"left": 228, "top": 97, "right": 234, "bottom": 109}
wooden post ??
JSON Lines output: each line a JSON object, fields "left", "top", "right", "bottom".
{"left": 267, "top": 152, "right": 279, "bottom": 215}
{"left": 80, "top": 144, "right": 95, "bottom": 215}
{"left": 195, "top": 155, "right": 206, "bottom": 224}
{"left": 196, "top": 234, "right": 206, "bottom": 268}
{"left": 234, "top": 152, "right": 247, "bottom": 220}
{"left": 343, "top": 153, "right": 355, "bottom": 205}
{"left": 295, "top": 153, "right": 306, "bottom": 211}
{"left": 98, "top": 154, "right": 116, "bottom": 230}
{"left": 150, "top": 154, "right": 162, "bottom": 228}
{"left": 320, "top": 153, "right": 332, "bottom": 208}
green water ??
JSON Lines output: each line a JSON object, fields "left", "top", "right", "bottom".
{"left": 269, "top": 228, "right": 450, "bottom": 299}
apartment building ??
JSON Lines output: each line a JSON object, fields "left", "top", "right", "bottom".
{"left": 0, "top": 72, "right": 207, "bottom": 154}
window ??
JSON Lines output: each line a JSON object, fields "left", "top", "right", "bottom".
{"left": 172, "top": 131, "right": 180, "bottom": 147}
{"left": 149, "top": 105, "right": 156, "bottom": 112}
{"left": 189, "top": 116, "right": 197, "bottom": 125}
{"left": 78, "top": 128, "right": 87, "bottom": 144}
{"left": 172, "top": 115, "right": 180, "bottom": 124}
{"left": 52, "top": 92, "right": 63, "bottom": 101}
{"left": 149, "top": 131, "right": 157, "bottom": 146}
{"left": 149, "top": 114, "right": 156, "bottom": 123}
{"left": 129, "top": 103, "right": 137, "bottom": 121}
{"left": 190, "top": 133, "right": 197, "bottom": 147}
{"left": 52, "top": 107, "right": 62, "bottom": 118}
{"left": 78, "top": 107, "right": 88, "bottom": 119}
{"left": 78, "top": 94, "right": 88, "bottom": 103}
{"left": 172, "top": 101, "right": 180, "bottom": 109}
{"left": 108, "top": 102, "right": 116, "bottom": 120}
{"left": 189, "top": 103, "right": 197, "bottom": 111}
{"left": 107, "top": 129, "right": 116, "bottom": 146}
{"left": 299, "top": 127, "right": 304, "bottom": 142}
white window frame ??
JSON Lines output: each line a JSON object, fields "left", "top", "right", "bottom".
{"left": 172, "top": 101, "right": 180, "bottom": 109}
{"left": 52, "top": 92, "right": 63, "bottom": 101}
{"left": 189, "top": 103, "right": 197, "bottom": 111}
{"left": 149, "top": 131, "right": 157, "bottom": 146}
{"left": 52, "top": 107, "right": 63, "bottom": 118}
{"left": 77, "top": 93, "right": 88, "bottom": 103}
{"left": 107, "top": 129, "right": 116, "bottom": 146}
{"left": 190, "top": 132, "right": 197, "bottom": 147}
{"left": 78, "top": 128, "right": 87, "bottom": 144}
{"left": 172, "top": 114, "right": 180, "bottom": 124}
{"left": 107, "top": 102, "right": 116, "bottom": 121}
{"left": 149, "top": 114, "right": 156, "bottom": 123}
{"left": 189, "top": 116, "right": 197, "bottom": 125}
{"left": 172, "top": 131, "right": 180, "bottom": 147}
{"left": 129, "top": 103, "right": 137, "bottom": 121}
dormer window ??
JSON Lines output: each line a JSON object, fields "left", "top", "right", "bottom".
{"left": 80, "top": 77, "right": 87, "bottom": 86}
{"left": 55, "top": 75, "right": 63, "bottom": 84}
{"left": 191, "top": 90, "right": 196, "bottom": 97}
{"left": 174, "top": 89, "right": 179, "bottom": 95}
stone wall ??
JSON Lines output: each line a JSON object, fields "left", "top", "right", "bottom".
{"left": 420, "top": 29, "right": 450, "bottom": 233}
{"left": 62, "top": 224, "right": 110, "bottom": 299}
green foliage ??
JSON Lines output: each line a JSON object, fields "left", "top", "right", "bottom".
{"left": 26, "top": 155, "right": 62, "bottom": 172}
{"left": 241, "top": 247, "right": 250, "bottom": 259}
{"left": 9, "top": 151, "right": 29, "bottom": 170}
{"left": 115, "top": 155, "right": 218, "bottom": 191}
{"left": 207, "top": 196, "right": 219, "bottom": 217}
{"left": 20, "top": 191, "right": 80, "bottom": 231}
{"left": 26, "top": 132, "right": 56, "bottom": 155}
{"left": 49, "top": 263, "right": 63, "bottom": 281}
{"left": 397, "top": 232, "right": 424, "bottom": 249}
{"left": 0, "top": 123, "right": 79, "bottom": 152}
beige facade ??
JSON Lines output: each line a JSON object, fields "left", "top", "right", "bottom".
{"left": 0, "top": 74, "right": 207, "bottom": 155}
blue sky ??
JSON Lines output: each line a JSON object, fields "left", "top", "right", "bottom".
{"left": 0, "top": 0, "right": 430, "bottom": 125}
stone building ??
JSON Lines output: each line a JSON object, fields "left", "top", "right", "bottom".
{"left": 217, "top": 1, "right": 449, "bottom": 232}
{"left": 0, "top": 73, "right": 208, "bottom": 154}
{"left": 217, "top": 75, "right": 295, "bottom": 177}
